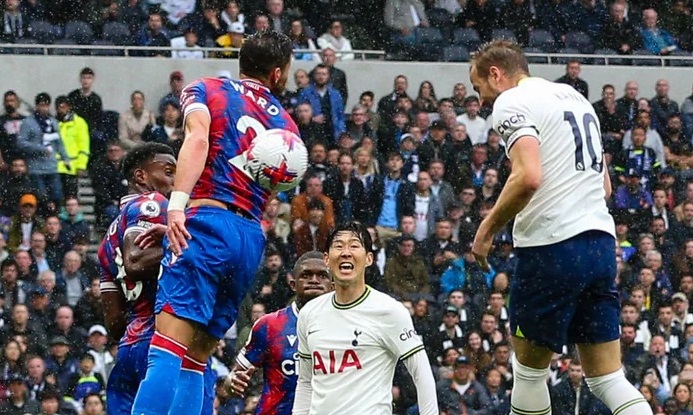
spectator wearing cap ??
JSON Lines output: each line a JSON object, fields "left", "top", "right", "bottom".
{"left": 614, "top": 168, "right": 654, "bottom": 211}
{"left": 455, "top": 96, "right": 490, "bottom": 145}
{"left": 86, "top": 324, "right": 111, "bottom": 383}
{"left": 0, "top": 372, "right": 39, "bottom": 415}
{"left": 54, "top": 95, "right": 89, "bottom": 200}
{"left": 143, "top": 100, "right": 184, "bottom": 156}
{"left": 64, "top": 353, "right": 104, "bottom": 413}
{"left": 28, "top": 285, "right": 52, "bottom": 330}
{"left": 672, "top": 292, "right": 693, "bottom": 333}
{"left": 0, "top": 303, "right": 46, "bottom": 358}
{"left": 67, "top": 68, "right": 103, "bottom": 133}
{"left": 437, "top": 354, "right": 491, "bottom": 414}
{"left": 427, "top": 305, "right": 465, "bottom": 363}
{"left": 298, "top": 64, "right": 345, "bottom": 142}
{"left": 384, "top": 235, "right": 429, "bottom": 299}
{"left": 215, "top": 21, "right": 245, "bottom": 58}
{"left": 7, "top": 193, "right": 43, "bottom": 253}
{"left": 74, "top": 277, "right": 103, "bottom": 330}
{"left": 45, "top": 336, "right": 79, "bottom": 395}
{"left": 292, "top": 198, "right": 330, "bottom": 259}
{"left": 158, "top": 71, "right": 184, "bottom": 116}
{"left": 17, "top": 93, "right": 69, "bottom": 209}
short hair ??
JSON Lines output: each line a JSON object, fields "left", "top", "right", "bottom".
{"left": 471, "top": 39, "right": 530, "bottom": 79}
{"left": 621, "top": 300, "right": 638, "bottom": 309}
{"left": 131, "top": 90, "right": 145, "bottom": 100}
{"left": 1, "top": 258, "right": 17, "bottom": 272}
{"left": 239, "top": 31, "right": 293, "bottom": 81}
{"left": 602, "top": 84, "right": 615, "bottom": 92}
{"left": 326, "top": 221, "right": 372, "bottom": 253}
{"left": 492, "top": 340, "right": 510, "bottom": 352}
{"left": 657, "top": 301, "right": 673, "bottom": 311}
{"left": 359, "top": 91, "right": 374, "bottom": 100}
{"left": 620, "top": 322, "right": 638, "bottom": 330}
{"left": 3, "top": 90, "right": 16, "bottom": 99}
{"left": 39, "top": 387, "right": 61, "bottom": 402}
{"left": 120, "top": 142, "right": 175, "bottom": 181}
{"left": 386, "top": 151, "right": 403, "bottom": 162}
{"left": 80, "top": 67, "right": 94, "bottom": 77}
{"left": 307, "top": 198, "right": 325, "bottom": 211}
{"left": 293, "top": 251, "right": 325, "bottom": 275}
{"left": 54, "top": 95, "right": 70, "bottom": 107}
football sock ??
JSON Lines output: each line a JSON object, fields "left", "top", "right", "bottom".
{"left": 510, "top": 355, "right": 551, "bottom": 415}
{"left": 585, "top": 369, "right": 653, "bottom": 415}
{"left": 168, "top": 355, "right": 206, "bottom": 415}
{"left": 131, "top": 332, "right": 187, "bottom": 415}
{"left": 201, "top": 362, "right": 216, "bottom": 415}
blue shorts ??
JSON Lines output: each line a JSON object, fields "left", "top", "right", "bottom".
{"left": 156, "top": 206, "right": 265, "bottom": 339}
{"left": 509, "top": 230, "right": 620, "bottom": 353}
{"left": 107, "top": 340, "right": 217, "bottom": 415}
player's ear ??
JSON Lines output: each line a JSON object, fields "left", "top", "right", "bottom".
{"left": 323, "top": 252, "right": 329, "bottom": 265}
{"left": 288, "top": 275, "right": 296, "bottom": 292}
{"left": 133, "top": 167, "right": 146, "bottom": 187}
{"left": 270, "top": 66, "right": 282, "bottom": 85}
{"left": 365, "top": 251, "right": 373, "bottom": 267}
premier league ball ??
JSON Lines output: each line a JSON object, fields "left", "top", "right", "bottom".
{"left": 245, "top": 129, "right": 308, "bottom": 192}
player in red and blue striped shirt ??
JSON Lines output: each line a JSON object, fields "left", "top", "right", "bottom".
{"left": 131, "top": 31, "right": 299, "bottom": 415}
{"left": 226, "top": 252, "right": 332, "bottom": 415}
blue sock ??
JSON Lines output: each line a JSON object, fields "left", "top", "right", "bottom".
{"left": 131, "top": 332, "right": 186, "bottom": 415}
{"left": 168, "top": 356, "right": 205, "bottom": 415}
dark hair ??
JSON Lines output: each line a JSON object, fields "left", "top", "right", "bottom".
{"left": 39, "top": 386, "right": 61, "bottom": 402}
{"left": 621, "top": 300, "right": 638, "bottom": 309}
{"left": 131, "top": 90, "right": 145, "bottom": 101}
{"left": 293, "top": 251, "right": 325, "bottom": 275}
{"left": 471, "top": 39, "right": 529, "bottom": 79}
{"left": 3, "top": 90, "right": 16, "bottom": 99}
{"left": 326, "top": 221, "right": 372, "bottom": 253}
{"left": 80, "top": 353, "right": 95, "bottom": 362}
{"left": 121, "top": 142, "right": 175, "bottom": 181}
{"left": 492, "top": 340, "right": 510, "bottom": 352}
{"left": 386, "top": 151, "right": 403, "bottom": 162}
{"left": 602, "top": 84, "right": 615, "bottom": 92}
{"left": 82, "top": 392, "right": 103, "bottom": 406}
{"left": 463, "top": 96, "right": 479, "bottom": 105}
{"left": 1, "top": 258, "right": 17, "bottom": 272}
{"left": 360, "top": 91, "right": 374, "bottom": 100}
{"left": 54, "top": 95, "right": 70, "bottom": 108}
{"left": 620, "top": 322, "right": 638, "bottom": 330}
{"left": 80, "top": 67, "right": 94, "bottom": 76}
{"left": 35, "top": 92, "right": 51, "bottom": 105}
{"left": 239, "top": 31, "right": 293, "bottom": 81}
{"left": 307, "top": 198, "right": 325, "bottom": 211}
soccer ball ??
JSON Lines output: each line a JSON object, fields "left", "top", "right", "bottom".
{"left": 245, "top": 129, "right": 308, "bottom": 192}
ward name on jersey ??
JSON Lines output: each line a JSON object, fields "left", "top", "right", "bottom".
{"left": 490, "top": 77, "right": 615, "bottom": 248}
{"left": 296, "top": 286, "right": 424, "bottom": 415}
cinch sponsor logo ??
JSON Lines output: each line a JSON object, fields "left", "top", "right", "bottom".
{"left": 497, "top": 113, "right": 526, "bottom": 135}
{"left": 399, "top": 328, "right": 417, "bottom": 341}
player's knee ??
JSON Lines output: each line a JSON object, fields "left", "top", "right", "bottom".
{"left": 512, "top": 354, "right": 550, "bottom": 381}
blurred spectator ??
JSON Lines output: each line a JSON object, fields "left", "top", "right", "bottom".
{"left": 48, "top": 305, "right": 87, "bottom": 357}
{"left": 650, "top": 79, "right": 679, "bottom": 137}
{"left": 536, "top": 0, "right": 569, "bottom": 44}
{"left": 8, "top": 193, "right": 43, "bottom": 253}
{"left": 170, "top": 27, "right": 204, "bottom": 60}
{"left": 159, "top": 0, "right": 195, "bottom": 27}
{"left": 30, "top": 231, "right": 51, "bottom": 274}
{"left": 414, "top": 81, "right": 438, "bottom": 114}
{"left": 594, "top": 84, "right": 628, "bottom": 148}
{"left": 118, "top": 91, "right": 155, "bottom": 150}
{"left": 143, "top": 101, "right": 184, "bottom": 154}
{"left": 555, "top": 60, "right": 589, "bottom": 99}
{"left": 437, "top": 355, "right": 491, "bottom": 414}
{"left": 85, "top": 324, "right": 110, "bottom": 383}
{"left": 215, "top": 21, "right": 245, "bottom": 57}
{"left": 0, "top": 303, "right": 45, "bottom": 358}
{"left": 317, "top": 20, "right": 354, "bottom": 61}
{"left": 658, "top": 0, "right": 693, "bottom": 50}
{"left": 681, "top": 83, "right": 693, "bottom": 141}
{"left": 600, "top": 1, "right": 642, "bottom": 54}
{"left": 623, "top": 110, "right": 666, "bottom": 167}
{"left": 55, "top": 96, "right": 89, "bottom": 200}
{"left": 346, "top": 105, "right": 374, "bottom": 145}
{"left": 378, "top": 75, "right": 410, "bottom": 124}
{"left": 0, "top": 0, "right": 26, "bottom": 43}
{"left": 266, "top": 0, "right": 291, "bottom": 34}
{"left": 384, "top": 234, "right": 429, "bottom": 298}
{"left": 428, "top": 159, "right": 455, "bottom": 215}
{"left": 250, "top": 13, "right": 270, "bottom": 35}
{"left": 0, "top": 373, "right": 39, "bottom": 414}
{"left": 373, "top": 152, "right": 415, "bottom": 241}
{"left": 613, "top": 126, "right": 660, "bottom": 188}
{"left": 15, "top": 249, "right": 36, "bottom": 282}
{"left": 74, "top": 278, "right": 102, "bottom": 330}
{"left": 27, "top": 357, "right": 49, "bottom": 401}
{"left": 662, "top": 115, "right": 693, "bottom": 170}
{"left": 455, "top": 96, "right": 488, "bottom": 145}
{"left": 323, "top": 152, "right": 368, "bottom": 224}
{"left": 28, "top": 285, "right": 53, "bottom": 331}
{"left": 292, "top": 198, "right": 329, "bottom": 258}
{"left": 59, "top": 197, "right": 89, "bottom": 244}
{"left": 137, "top": 10, "right": 170, "bottom": 56}
{"left": 315, "top": 48, "right": 348, "bottom": 106}
{"left": 220, "top": 0, "right": 245, "bottom": 28}
{"left": 44, "top": 335, "right": 78, "bottom": 395}
{"left": 427, "top": 305, "right": 465, "bottom": 362}
{"left": 384, "top": 0, "right": 429, "bottom": 47}
{"left": 291, "top": 173, "right": 335, "bottom": 232}
{"left": 641, "top": 8, "right": 679, "bottom": 55}
{"left": 64, "top": 353, "right": 104, "bottom": 412}
{"left": 67, "top": 68, "right": 103, "bottom": 134}
{"left": 566, "top": 0, "right": 608, "bottom": 40}
{"left": 18, "top": 0, "right": 42, "bottom": 24}
{"left": 298, "top": 64, "right": 345, "bottom": 141}
{"left": 461, "top": 0, "right": 497, "bottom": 42}
{"left": 72, "top": 239, "right": 98, "bottom": 281}
{"left": 1, "top": 259, "right": 27, "bottom": 309}
{"left": 614, "top": 169, "right": 653, "bottom": 210}
{"left": 56, "top": 252, "right": 89, "bottom": 308}
{"left": 500, "top": 0, "right": 534, "bottom": 46}
{"left": 288, "top": 19, "right": 318, "bottom": 61}
{"left": 121, "top": 0, "right": 147, "bottom": 35}
{"left": 0, "top": 90, "right": 25, "bottom": 163}
{"left": 81, "top": 393, "right": 105, "bottom": 415}
{"left": 295, "top": 103, "right": 322, "bottom": 149}
{"left": 617, "top": 81, "right": 640, "bottom": 130}
{"left": 550, "top": 359, "right": 611, "bottom": 414}
{"left": 43, "top": 216, "right": 70, "bottom": 273}
{"left": 158, "top": 71, "right": 184, "bottom": 116}
{"left": 0, "top": 159, "right": 35, "bottom": 218}
{"left": 412, "top": 171, "right": 443, "bottom": 241}
{"left": 17, "top": 93, "right": 69, "bottom": 208}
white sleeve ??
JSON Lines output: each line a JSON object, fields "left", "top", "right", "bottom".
{"left": 402, "top": 350, "right": 439, "bottom": 415}
{"left": 492, "top": 92, "right": 540, "bottom": 153}
{"left": 292, "top": 309, "right": 313, "bottom": 415}
{"left": 382, "top": 302, "right": 426, "bottom": 360}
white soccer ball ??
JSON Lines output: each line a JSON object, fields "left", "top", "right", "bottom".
{"left": 245, "top": 128, "right": 308, "bottom": 192}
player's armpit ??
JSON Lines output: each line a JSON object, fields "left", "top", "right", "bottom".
{"left": 122, "top": 230, "right": 164, "bottom": 282}
{"left": 402, "top": 349, "right": 438, "bottom": 415}
{"left": 102, "top": 290, "right": 127, "bottom": 342}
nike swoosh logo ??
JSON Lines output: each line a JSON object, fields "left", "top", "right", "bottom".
{"left": 308, "top": 330, "right": 321, "bottom": 335}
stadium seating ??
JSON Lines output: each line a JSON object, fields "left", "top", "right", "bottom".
{"left": 564, "top": 31, "right": 594, "bottom": 54}
{"left": 28, "top": 21, "right": 59, "bottom": 44}
{"left": 441, "top": 45, "right": 470, "bottom": 62}
{"left": 65, "top": 20, "right": 94, "bottom": 45}
{"left": 528, "top": 29, "right": 556, "bottom": 53}
{"left": 102, "top": 22, "right": 134, "bottom": 46}
{"left": 452, "top": 28, "right": 481, "bottom": 51}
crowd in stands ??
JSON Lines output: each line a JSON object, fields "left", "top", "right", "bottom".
{"left": 4, "top": 0, "right": 693, "bottom": 62}
{"left": 3, "top": 13, "right": 693, "bottom": 414}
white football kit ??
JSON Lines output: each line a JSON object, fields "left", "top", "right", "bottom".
{"left": 490, "top": 77, "right": 615, "bottom": 247}
{"left": 292, "top": 286, "right": 431, "bottom": 415}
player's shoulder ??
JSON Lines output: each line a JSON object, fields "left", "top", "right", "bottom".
{"left": 127, "top": 192, "right": 167, "bottom": 213}
{"left": 368, "top": 289, "right": 410, "bottom": 315}
{"left": 299, "top": 292, "right": 334, "bottom": 317}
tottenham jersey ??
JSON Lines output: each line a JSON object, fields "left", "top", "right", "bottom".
{"left": 296, "top": 286, "right": 424, "bottom": 415}
{"left": 491, "top": 77, "right": 615, "bottom": 247}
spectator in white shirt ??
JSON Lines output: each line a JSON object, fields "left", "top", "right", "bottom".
{"left": 171, "top": 27, "right": 204, "bottom": 60}
{"left": 317, "top": 20, "right": 354, "bottom": 60}
{"left": 455, "top": 96, "right": 490, "bottom": 145}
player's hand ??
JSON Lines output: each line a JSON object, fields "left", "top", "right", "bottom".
{"left": 135, "top": 224, "right": 168, "bottom": 249}
{"left": 167, "top": 210, "right": 191, "bottom": 255}
{"left": 226, "top": 367, "right": 255, "bottom": 397}
{"left": 472, "top": 224, "right": 493, "bottom": 271}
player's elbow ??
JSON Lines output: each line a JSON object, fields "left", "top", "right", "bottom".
{"left": 520, "top": 169, "right": 542, "bottom": 193}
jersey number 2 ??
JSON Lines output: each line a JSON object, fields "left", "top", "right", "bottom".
{"left": 564, "top": 111, "right": 603, "bottom": 173}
